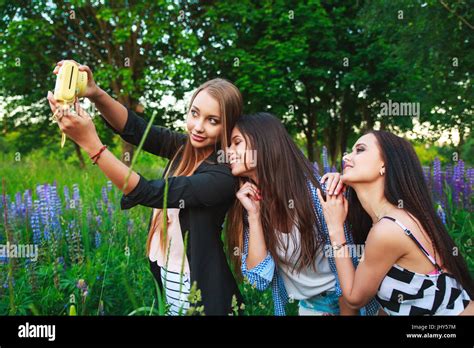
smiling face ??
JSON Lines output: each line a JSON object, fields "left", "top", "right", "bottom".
{"left": 227, "top": 126, "right": 257, "bottom": 178}
{"left": 186, "top": 89, "right": 223, "bottom": 149}
{"left": 342, "top": 133, "right": 385, "bottom": 184}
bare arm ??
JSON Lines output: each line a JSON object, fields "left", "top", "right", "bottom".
{"left": 339, "top": 296, "right": 359, "bottom": 315}
{"left": 327, "top": 223, "right": 402, "bottom": 309}
{"left": 246, "top": 212, "right": 269, "bottom": 269}
{"left": 85, "top": 142, "right": 140, "bottom": 195}
{"left": 236, "top": 182, "right": 269, "bottom": 269}
{"left": 316, "top": 189, "right": 402, "bottom": 309}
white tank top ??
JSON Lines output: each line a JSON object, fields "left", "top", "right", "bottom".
{"left": 275, "top": 225, "right": 336, "bottom": 300}
{"left": 149, "top": 208, "right": 190, "bottom": 276}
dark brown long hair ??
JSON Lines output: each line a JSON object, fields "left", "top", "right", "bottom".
{"left": 226, "top": 113, "right": 325, "bottom": 276}
{"left": 146, "top": 78, "right": 243, "bottom": 256}
{"left": 347, "top": 130, "right": 474, "bottom": 298}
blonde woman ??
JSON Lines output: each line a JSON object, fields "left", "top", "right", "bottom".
{"left": 47, "top": 60, "right": 244, "bottom": 315}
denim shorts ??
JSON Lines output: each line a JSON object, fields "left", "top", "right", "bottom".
{"left": 298, "top": 290, "right": 340, "bottom": 315}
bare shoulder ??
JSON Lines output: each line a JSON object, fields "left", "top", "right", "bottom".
{"left": 365, "top": 218, "right": 406, "bottom": 259}
{"left": 367, "top": 218, "right": 404, "bottom": 244}
{"left": 357, "top": 219, "right": 405, "bottom": 284}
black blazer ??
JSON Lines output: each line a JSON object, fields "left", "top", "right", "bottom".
{"left": 101, "top": 107, "right": 243, "bottom": 315}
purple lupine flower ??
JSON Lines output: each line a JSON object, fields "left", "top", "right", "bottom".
{"left": 445, "top": 164, "right": 453, "bottom": 187}
{"left": 43, "top": 183, "right": 52, "bottom": 209}
{"left": 95, "top": 215, "right": 102, "bottom": 226}
{"left": 64, "top": 186, "right": 70, "bottom": 210}
{"left": 72, "top": 184, "right": 80, "bottom": 201}
{"left": 96, "top": 200, "right": 103, "bottom": 214}
{"left": 107, "top": 180, "right": 113, "bottom": 192}
{"left": 37, "top": 184, "right": 50, "bottom": 226}
{"left": 436, "top": 203, "right": 447, "bottom": 225}
{"left": 322, "top": 146, "right": 330, "bottom": 174}
{"left": 101, "top": 186, "right": 108, "bottom": 205}
{"left": 422, "top": 165, "right": 430, "bottom": 185}
{"left": 50, "top": 211, "right": 61, "bottom": 240}
{"left": 452, "top": 160, "right": 465, "bottom": 207}
{"left": 101, "top": 186, "right": 114, "bottom": 218}
{"left": 51, "top": 183, "right": 62, "bottom": 216}
{"left": 57, "top": 256, "right": 66, "bottom": 270}
{"left": 0, "top": 245, "right": 8, "bottom": 263}
{"left": 66, "top": 219, "right": 76, "bottom": 240}
{"left": 433, "top": 158, "right": 442, "bottom": 202}
{"left": 107, "top": 204, "right": 113, "bottom": 218}
{"left": 25, "top": 189, "right": 33, "bottom": 214}
{"left": 43, "top": 224, "right": 51, "bottom": 241}
{"left": 30, "top": 210, "right": 41, "bottom": 244}
{"left": 9, "top": 201, "right": 17, "bottom": 220}
{"left": 457, "top": 160, "right": 465, "bottom": 206}
{"left": 3, "top": 276, "right": 15, "bottom": 289}
{"left": 72, "top": 183, "right": 81, "bottom": 212}
{"left": 15, "top": 191, "right": 22, "bottom": 217}
{"left": 465, "top": 168, "right": 474, "bottom": 210}
{"left": 95, "top": 231, "right": 101, "bottom": 248}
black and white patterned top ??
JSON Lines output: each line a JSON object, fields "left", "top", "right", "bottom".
{"left": 160, "top": 267, "right": 191, "bottom": 315}
{"left": 375, "top": 216, "right": 471, "bottom": 315}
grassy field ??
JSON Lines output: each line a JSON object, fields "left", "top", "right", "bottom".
{"left": 0, "top": 149, "right": 471, "bottom": 316}
{"left": 0, "top": 149, "right": 285, "bottom": 315}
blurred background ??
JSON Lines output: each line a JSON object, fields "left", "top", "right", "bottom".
{"left": 0, "top": 0, "right": 472, "bottom": 315}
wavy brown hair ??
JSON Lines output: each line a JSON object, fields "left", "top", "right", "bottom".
{"left": 146, "top": 78, "right": 243, "bottom": 256}
{"left": 226, "top": 113, "right": 326, "bottom": 277}
{"left": 346, "top": 130, "right": 474, "bottom": 298}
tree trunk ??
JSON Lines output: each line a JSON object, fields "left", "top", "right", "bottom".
{"left": 74, "top": 142, "right": 86, "bottom": 168}
{"left": 457, "top": 126, "right": 465, "bottom": 149}
{"left": 339, "top": 110, "right": 348, "bottom": 169}
{"left": 306, "top": 129, "right": 315, "bottom": 163}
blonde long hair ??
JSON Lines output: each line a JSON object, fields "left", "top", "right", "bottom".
{"left": 146, "top": 78, "right": 243, "bottom": 256}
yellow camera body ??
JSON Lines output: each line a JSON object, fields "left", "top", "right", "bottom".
{"left": 53, "top": 61, "right": 88, "bottom": 104}
{"left": 52, "top": 60, "right": 88, "bottom": 147}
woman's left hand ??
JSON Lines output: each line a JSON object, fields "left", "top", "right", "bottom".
{"left": 316, "top": 188, "right": 348, "bottom": 233}
{"left": 320, "top": 172, "right": 345, "bottom": 196}
{"left": 47, "top": 91, "right": 103, "bottom": 154}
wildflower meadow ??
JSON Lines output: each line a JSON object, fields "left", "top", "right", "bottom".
{"left": 0, "top": 146, "right": 472, "bottom": 316}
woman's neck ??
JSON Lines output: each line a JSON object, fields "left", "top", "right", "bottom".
{"left": 196, "top": 146, "right": 214, "bottom": 161}
{"left": 243, "top": 169, "right": 258, "bottom": 185}
{"left": 352, "top": 181, "right": 395, "bottom": 224}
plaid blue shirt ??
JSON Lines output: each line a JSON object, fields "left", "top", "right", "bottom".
{"left": 241, "top": 175, "right": 380, "bottom": 316}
